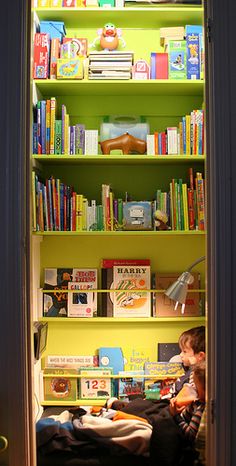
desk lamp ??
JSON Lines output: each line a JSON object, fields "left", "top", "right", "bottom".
{"left": 164, "top": 256, "right": 205, "bottom": 314}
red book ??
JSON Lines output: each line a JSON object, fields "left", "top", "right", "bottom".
{"left": 187, "top": 188, "right": 195, "bottom": 230}
{"left": 102, "top": 259, "right": 150, "bottom": 269}
{"left": 155, "top": 53, "right": 168, "bottom": 79}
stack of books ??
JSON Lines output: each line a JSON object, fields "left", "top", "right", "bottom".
{"left": 88, "top": 51, "right": 134, "bottom": 80}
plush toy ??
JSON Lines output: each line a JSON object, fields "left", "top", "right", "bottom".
{"left": 90, "top": 23, "right": 126, "bottom": 51}
{"left": 154, "top": 210, "right": 169, "bottom": 231}
{"left": 100, "top": 132, "right": 147, "bottom": 155}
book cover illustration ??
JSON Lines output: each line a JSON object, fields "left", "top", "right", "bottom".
{"left": 79, "top": 368, "right": 112, "bottom": 399}
{"left": 123, "top": 347, "right": 153, "bottom": 371}
{"left": 113, "top": 265, "right": 151, "bottom": 317}
{"left": 157, "top": 343, "right": 180, "bottom": 362}
{"left": 123, "top": 201, "right": 152, "bottom": 231}
{"left": 67, "top": 268, "right": 98, "bottom": 318}
{"left": 169, "top": 40, "right": 186, "bottom": 80}
{"left": 118, "top": 370, "right": 144, "bottom": 399}
{"left": 43, "top": 368, "right": 77, "bottom": 401}
{"left": 154, "top": 272, "right": 202, "bottom": 317}
{"left": 43, "top": 268, "right": 74, "bottom": 317}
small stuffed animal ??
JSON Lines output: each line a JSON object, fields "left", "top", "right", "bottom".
{"left": 154, "top": 210, "right": 169, "bottom": 231}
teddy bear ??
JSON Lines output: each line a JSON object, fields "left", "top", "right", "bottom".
{"left": 154, "top": 210, "right": 170, "bottom": 231}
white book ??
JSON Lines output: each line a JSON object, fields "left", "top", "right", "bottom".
{"left": 113, "top": 265, "right": 151, "bottom": 317}
{"left": 85, "top": 130, "right": 98, "bottom": 155}
{"left": 46, "top": 355, "right": 98, "bottom": 368}
{"left": 167, "top": 127, "right": 178, "bottom": 155}
{"left": 147, "top": 134, "right": 155, "bottom": 155}
{"left": 67, "top": 268, "right": 98, "bottom": 317}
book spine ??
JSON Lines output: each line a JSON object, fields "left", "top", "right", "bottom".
{"left": 32, "top": 123, "right": 38, "bottom": 154}
{"left": 150, "top": 52, "right": 156, "bottom": 79}
{"left": 32, "top": 172, "right": 37, "bottom": 231}
{"left": 187, "top": 188, "right": 195, "bottom": 230}
{"left": 61, "top": 104, "right": 66, "bottom": 155}
{"left": 64, "top": 113, "right": 69, "bottom": 155}
{"left": 60, "top": 183, "right": 64, "bottom": 230}
{"left": 50, "top": 97, "right": 56, "bottom": 155}
{"left": 46, "top": 99, "right": 51, "bottom": 154}
{"left": 37, "top": 101, "right": 42, "bottom": 154}
{"left": 55, "top": 120, "right": 62, "bottom": 155}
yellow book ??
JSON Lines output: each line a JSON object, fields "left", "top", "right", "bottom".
{"left": 77, "top": 194, "right": 83, "bottom": 231}
{"left": 182, "top": 183, "right": 189, "bottom": 231}
{"left": 82, "top": 197, "right": 88, "bottom": 231}
{"left": 50, "top": 97, "right": 56, "bottom": 155}
{"left": 186, "top": 114, "right": 191, "bottom": 155}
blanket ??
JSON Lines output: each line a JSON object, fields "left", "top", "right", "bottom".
{"left": 37, "top": 410, "right": 152, "bottom": 458}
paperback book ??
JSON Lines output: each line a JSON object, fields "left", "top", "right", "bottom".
{"left": 67, "top": 268, "right": 98, "bottom": 317}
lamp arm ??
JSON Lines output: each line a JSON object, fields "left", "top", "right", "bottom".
{"left": 187, "top": 255, "right": 205, "bottom": 272}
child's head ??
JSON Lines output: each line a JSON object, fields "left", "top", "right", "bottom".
{"left": 192, "top": 360, "right": 206, "bottom": 402}
{"left": 179, "top": 326, "right": 205, "bottom": 367}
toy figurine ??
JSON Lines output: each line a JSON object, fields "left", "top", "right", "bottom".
{"left": 90, "top": 23, "right": 126, "bottom": 51}
{"left": 100, "top": 132, "right": 147, "bottom": 155}
{"left": 154, "top": 210, "right": 170, "bottom": 230}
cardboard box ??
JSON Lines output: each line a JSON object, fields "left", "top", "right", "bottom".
{"left": 57, "top": 58, "right": 84, "bottom": 79}
{"left": 33, "top": 33, "right": 50, "bottom": 79}
{"left": 40, "top": 20, "right": 66, "bottom": 41}
{"left": 154, "top": 272, "right": 202, "bottom": 317}
{"left": 168, "top": 40, "right": 186, "bottom": 80}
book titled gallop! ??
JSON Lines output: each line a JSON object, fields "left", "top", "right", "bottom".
{"left": 113, "top": 265, "right": 151, "bottom": 317}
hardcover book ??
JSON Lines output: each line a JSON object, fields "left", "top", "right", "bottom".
{"left": 43, "top": 368, "right": 77, "bottom": 401}
{"left": 43, "top": 268, "right": 74, "bottom": 317}
{"left": 157, "top": 343, "right": 180, "bottom": 362}
{"left": 79, "top": 368, "right": 112, "bottom": 399}
{"left": 118, "top": 370, "right": 144, "bottom": 399}
{"left": 154, "top": 272, "right": 202, "bottom": 317}
{"left": 67, "top": 269, "right": 98, "bottom": 317}
{"left": 113, "top": 265, "right": 151, "bottom": 317}
{"left": 123, "top": 201, "right": 152, "bottom": 231}
{"left": 46, "top": 355, "right": 98, "bottom": 368}
{"left": 168, "top": 40, "right": 186, "bottom": 80}
{"left": 123, "top": 346, "right": 153, "bottom": 371}
{"left": 144, "top": 361, "right": 184, "bottom": 378}
{"left": 101, "top": 259, "right": 150, "bottom": 317}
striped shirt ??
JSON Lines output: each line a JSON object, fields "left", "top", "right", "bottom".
{"left": 174, "top": 400, "right": 205, "bottom": 442}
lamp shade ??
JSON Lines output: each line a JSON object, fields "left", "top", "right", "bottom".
{"left": 165, "top": 271, "right": 194, "bottom": 305}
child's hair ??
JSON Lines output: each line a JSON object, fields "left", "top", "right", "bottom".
{"left": 178, "top": 326, "right": 205, "bottom": 354}
{"left": 192, "top": 360, "right": 206, "bottom": 390}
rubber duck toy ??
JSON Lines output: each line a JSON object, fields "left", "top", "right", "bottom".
{"left": 90, "top": 23, "right": 126, "bottom": 51}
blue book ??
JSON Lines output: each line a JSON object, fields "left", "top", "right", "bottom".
{"left": 158, "top": 133, "right": 162, "bottom": 155}
{"left": 150, "top": 52, "right": 156, "bottom": 79}
{"left": 186, "top": 33, "right": 200, "bottom": 80}
{"left": 32, "top": 123, "right": 38, "bottom": 154}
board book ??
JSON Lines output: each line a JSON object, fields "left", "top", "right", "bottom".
{"left": 79, "top": 368, "right": 113, "bottom": 399}
{"left": 43, "top": 368, "right": 77, "bottom": 401}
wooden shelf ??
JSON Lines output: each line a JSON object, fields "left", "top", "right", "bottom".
{"left": 33, "top": 230, "right": 205, "bottom": 237}
{"left": 32, "top": 154, "right": 205, "bottom": 166}
{"left": 33, "top": 6, "right": 203, "bottom": 29}
{"left": 40, "top": 316, "right": 205, "bottom": 323}
{"left": 33, "top": 79, "right": 204, "bottom": 97}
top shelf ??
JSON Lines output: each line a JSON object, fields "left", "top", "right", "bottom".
{"left": 33, "top": 6, "right": 203, "bottom": 28}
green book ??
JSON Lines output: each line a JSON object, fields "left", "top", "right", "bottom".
{"left": 55, "top": 120, "right": 62, "bottom": 155}
{"left": 169, "top": 40, "right": 187, "bottom": 80}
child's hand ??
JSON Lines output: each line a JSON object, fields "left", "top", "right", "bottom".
{"left": 169, "top": 397, "right": 186, "bottom": 416}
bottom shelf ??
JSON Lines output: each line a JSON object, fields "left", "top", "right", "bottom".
{"left": 41, "top": 399, "right": 107, "bottom": 407}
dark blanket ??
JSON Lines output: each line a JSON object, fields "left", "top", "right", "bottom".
{"left": 37, "top": 400, "right": 197, "bottom": 466}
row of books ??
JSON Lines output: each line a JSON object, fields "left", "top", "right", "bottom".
{"left": 32, "top": 98, "right": 99, "bottom": 155}
{"left": 34, "top": 0, "right": 125, "bottom": 7}
{"left": 42, "top": 260, "right": 203, "bottom": 318}
{"left": 32, "top": 169, "right": 205, "bottom": 232}
{"left": 147, "top": 109, "right": 204, "bottom": 155}
{"left": 88, "top": 51, "right": 134, "bottom": 81}
{"left": 42, "top": 360, "right": 184, "bottom": 401}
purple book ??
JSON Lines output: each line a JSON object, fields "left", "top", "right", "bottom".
{"left": 75, "top": 124, "right": 85, "bottom": 155}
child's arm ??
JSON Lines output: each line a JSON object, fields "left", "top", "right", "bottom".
{"left": 174, "top": 403, "right": 205, "bottom": 442}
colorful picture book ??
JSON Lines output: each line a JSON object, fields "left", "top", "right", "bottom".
{"left": 113, "top": 265, "right": 151, "bottom": 317}
{"left": 79, "top": 368, "right": 113, "bottom": 399}
{"left": 43, "top": 368, "right": 77, "bottom": 401}
{"left": 157, "top": 343, "right": 180, "bottom": 362}
{"left": 43, "top": 268, "right": 74, "bottom": 317}
{"left": 118, "top": 370, "right": 144, "bottom": 399}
